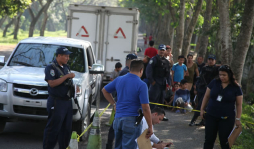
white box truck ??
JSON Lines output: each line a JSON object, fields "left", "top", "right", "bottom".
{"left": 67, "top": 4, "right": 140, "bottom": 83}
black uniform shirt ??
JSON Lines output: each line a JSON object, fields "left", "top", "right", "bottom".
{"left": 207, "top": 79, "right": 242, "bottom": 118}
{"left": 45, "top": 59, "right": 71, "bottom": 98}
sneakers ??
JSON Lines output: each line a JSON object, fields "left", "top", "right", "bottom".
{"left": 162, "top": 116, "right": 168, "bottom": 121}
{"left": 189, "top": 122, "right": 195, "bottom": 126}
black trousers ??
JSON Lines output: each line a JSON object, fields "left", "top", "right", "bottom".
{"left": 190, "top": 91, "right": 205, "bottom": 123}
{"left": 148, "top": 83, "right": 165, "bottom": 110}
{"left": 106, "top": 124, "right": 115, "bottom": 148}
{"left": 204, "top": 114, "right": 235, "bottom": 149}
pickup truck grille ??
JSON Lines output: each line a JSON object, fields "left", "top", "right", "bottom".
{"left": 13, "top": 105, "right": 78, "bottom": 116}
{"left": 13, "top": 83, "right": 48, "bottom": 99}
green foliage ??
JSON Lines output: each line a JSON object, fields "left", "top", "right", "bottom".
{"left": 0, "top": 0, "right": 31, "bottom": 17}
{"left": 232, "top": 103, "right": 254, "bottom": 149}
{"left": 0, "top": 29, "right": 67, "bottom": 44}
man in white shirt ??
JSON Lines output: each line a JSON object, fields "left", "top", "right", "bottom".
{"left": 137, "top": 108, "right": 173, "bottom": 149}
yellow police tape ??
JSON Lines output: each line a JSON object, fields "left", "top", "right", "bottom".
{"left": 149, "top": 102, "right": 254, "bottom": 125}
{"left": 76, "top": 102, "right": 254, "bottom": 143}
{"left": 77, "top": 103, "right": 111, "bottom": 142}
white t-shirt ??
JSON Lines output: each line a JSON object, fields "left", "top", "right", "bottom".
{"left": 136, "top": 117, "right": 160, "bottom": 149}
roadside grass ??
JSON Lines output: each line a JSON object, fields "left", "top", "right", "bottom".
{"left": 232, "top": 103, "right": 254, "bottom": 149}
{"left": 0, "top": 29, "right": 67, "bottom": 45}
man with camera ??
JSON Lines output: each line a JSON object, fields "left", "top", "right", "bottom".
{"left": 43, "top": 47, "right": 75, "bottom": 149}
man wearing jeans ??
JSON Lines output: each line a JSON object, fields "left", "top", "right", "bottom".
{"left": 102, "top": 59, "right": 153, "bottom": 149}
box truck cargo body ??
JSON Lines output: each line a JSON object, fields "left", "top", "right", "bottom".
{"left": 67, "top": 4, "right": 139, "bottom": 82}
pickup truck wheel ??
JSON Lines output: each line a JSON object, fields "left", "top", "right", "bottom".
{"left": 72, "top": 103, "right": 91, "bottom": 141}
{"left": 0, "top": 121, "right": 6, "bottom": 133}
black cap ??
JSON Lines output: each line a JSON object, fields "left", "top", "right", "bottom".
{"left": 126, "top": 54, "right": 137, "bottom": 60}
{"left": 56, "top": 47, "right": 72, "bottom": 55}
{"left": 208, "top": 54, "right": 216, "bottom": 60}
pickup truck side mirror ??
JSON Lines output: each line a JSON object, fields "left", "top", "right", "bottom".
{"left": 0, "top": 56, "right": 5, "bottom": 66}
{"left": 89, "top": 63, "right": 104, "bottom": 74}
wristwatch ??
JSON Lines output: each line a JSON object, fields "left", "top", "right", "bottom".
{"left": 235, "top": 118, "right": 241, "bottom": 121}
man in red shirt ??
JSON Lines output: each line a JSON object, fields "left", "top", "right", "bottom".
{"left": 149, "top": 34, "right": 153, "bottom": 41}
{"left": 144, "top": 40, "right": 158, "bottom": 58}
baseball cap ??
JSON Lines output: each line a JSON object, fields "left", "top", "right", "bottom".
{"left": 56, "top": 47, "right": 72, "bottom": 55}
{"left": 158, "top": 44, "right": 166, "bottom": 50}
{"left": 208, "top": 54, "right": 216, "bottom": 60}
{"left": 126, "top": 53, "right": 137, "bottom": 60}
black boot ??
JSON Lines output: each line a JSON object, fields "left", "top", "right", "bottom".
{"left": 196, "top": 119, "right": 205, "bottom": 126}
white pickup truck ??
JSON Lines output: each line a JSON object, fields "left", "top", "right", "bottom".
{"left": 67, "top": 4, "right": 140, "bottom": 83}
{"left": 0, "top": 37, "right": 104, "bottom": 140}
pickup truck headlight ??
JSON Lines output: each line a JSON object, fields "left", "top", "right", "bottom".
{"left": 0, "top": 79, "right": 7, "bottom": 92}
{"left": 76, "top": 85, "right": 82, "bottom": 96}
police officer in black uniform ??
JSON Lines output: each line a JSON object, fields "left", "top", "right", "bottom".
{"left": 43, "top": 47, "right": 75, "bottom": 149}
{"left": 146, "top": 44, "right": 171, "bottom": 121}
{"left": 189, "top": 54, "right": 219, "bottom": 126}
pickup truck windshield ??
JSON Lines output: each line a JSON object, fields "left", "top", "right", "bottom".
{"left": 8, "top": 43, "right": 85, "bottom": 72}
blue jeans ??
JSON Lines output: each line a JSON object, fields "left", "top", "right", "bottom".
{"left": 113, "top": 116, "right": 142, "bottom": 149}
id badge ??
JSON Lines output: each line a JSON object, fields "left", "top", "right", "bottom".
{"left": 217, "top": 95, "right": 222, "bottom": 102}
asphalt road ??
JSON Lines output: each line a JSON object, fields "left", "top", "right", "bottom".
{"left": 0, "top": 36, "right": 220, "bottom": 149}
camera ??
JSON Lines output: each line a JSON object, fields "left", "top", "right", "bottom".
{"left": 65, "top": 79, "right": 73, "bottom": 86}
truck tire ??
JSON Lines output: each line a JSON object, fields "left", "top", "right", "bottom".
{"left": 72, "top": 103, "right": 91, "bottom": 141}
{"left": 0, "top": 120, "right": 6, "bottom": 133}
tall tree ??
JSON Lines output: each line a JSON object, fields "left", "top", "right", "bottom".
{"left": 184, "top": 0, "right": 195, "bottom": 36}
{"left": 198, "top": 0, "right": 213, "bottom": 58}
{"left": 28, "top": 0, "right": 53, "bottom": 37}
{"left": 231, "top": 0, "right": 254, "bottom": 84}
{"left": 3, "top": 18, "right": 14, "bottom": 37}
{"left": 38, "top": 0, "right": 48, "bottom": 36}
{"left": 174, "top": 0, "right": 186, "bottom": 59}
{"left": 0, "top": 16, "right": 8, "bottom": 28}
{"left": 218, "top": 0, "right": 233, "bottom": 65}
{"left": 0, "top": 0, "right": 31, "bottom": 17}
{"left": 13, "top": 12, "right": 23, "bottom": 39}
{"left": 182, "top": 0, "right": 203, "bottom": 57}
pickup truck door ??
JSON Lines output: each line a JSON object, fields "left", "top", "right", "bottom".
{"left": 86, "top": 46, "right": 96, "bottom": 96}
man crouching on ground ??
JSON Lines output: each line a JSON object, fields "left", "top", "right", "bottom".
{"left": 102, "top": 59, "right": 153, "bottom": 149}
{"left": 137, "top": 107, "right": 173, "bottom": 149}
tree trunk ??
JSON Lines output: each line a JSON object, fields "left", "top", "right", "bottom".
{"left": 218, "top": 0, "right": 233, "bottom": 65}
{"left": 198, "top": 0, "right": 213, "bottom": 58}
{"left": 0, "top": 16, "right": 8, "bottom": 28}
{"left": 246, "top": 62, "right": 254, "bottom": 94}
{"left": 182, "top": 0, "right": 203, "bottom": 58}
{"left": 40, "top": 11, "right": 48, "bottom": 36}
{"left": 174, "top": 0, "right": 185, "bottom": 58}
{"left": 13, "top": 13, "right": 23, "bottom": 39}
{"left": 184, "top": 0, "right": 195, "bottom": 36}
{"left": 3, "top": 19, "right": 14, "bottom": 37}
{"left": 195, "top": 35, "right": 201, "bottom": 52}
{"left": 231, "top": 0, "right": 254, "bottom": 84}
{"left": 168, "top": 17, "right": 174, "bottom": 48}
{"left": 28, "top": 0, "right": 53, "bottom": 37}
{"left": 215, "top": 29, "right": 222, "bottom": 62}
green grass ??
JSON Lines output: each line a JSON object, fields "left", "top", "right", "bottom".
{"left": 0, "top": 29, "right": 67, "bottom": 45}
{"left": 232, "top": 103, "right": 254, "bottom": 149}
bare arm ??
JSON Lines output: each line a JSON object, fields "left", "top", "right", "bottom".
{"left": 195, "top": 67, "right": 199, "bottom": 77}
{"left": 47, "top": 73, "right": 74, "bottom": 88}
{"left": 200, "top": 88, "right": 211, "bottom": 119}
{"left": 235, "top": 95, "right": 243, "bottom": 127}
{"left": 142, "top": 103, "right": 153, "bottom": 138}
{"left": 102, "top": 88, "right": 116, "bottom": 110}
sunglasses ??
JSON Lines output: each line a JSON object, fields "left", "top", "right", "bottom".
{"left": 219, "top": 65, "right": 230, "bottom": 70}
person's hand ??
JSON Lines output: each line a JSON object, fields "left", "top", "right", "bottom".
{"left": 165, "top": 142, "right": 173, "bottom": 148}
{"left": 146, "top": 127, "right": 153, "bottom": 139}
{"left": 113, "top": 104, "right": 116, "bottom": 112}
{"left": 235, "top": 120, "right": 241, "bottom": 128}
{"left": 152, "top": 81, "right": 156, "bottom": 86}
{"left": 66, "top": 73, "right": 75, "bottom": 78}
{"left": 154, "top": 143, "right": 167, "bottom": 149}
{"left": 184, "top": 102, "right": 188, "bottom": 106}
{"left": 200, "top": 109, "right": 205, "bottom": 119}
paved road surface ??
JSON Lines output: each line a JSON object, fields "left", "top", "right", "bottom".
{"left": 0, "top": 37, "right": 220, "bottom": 149}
